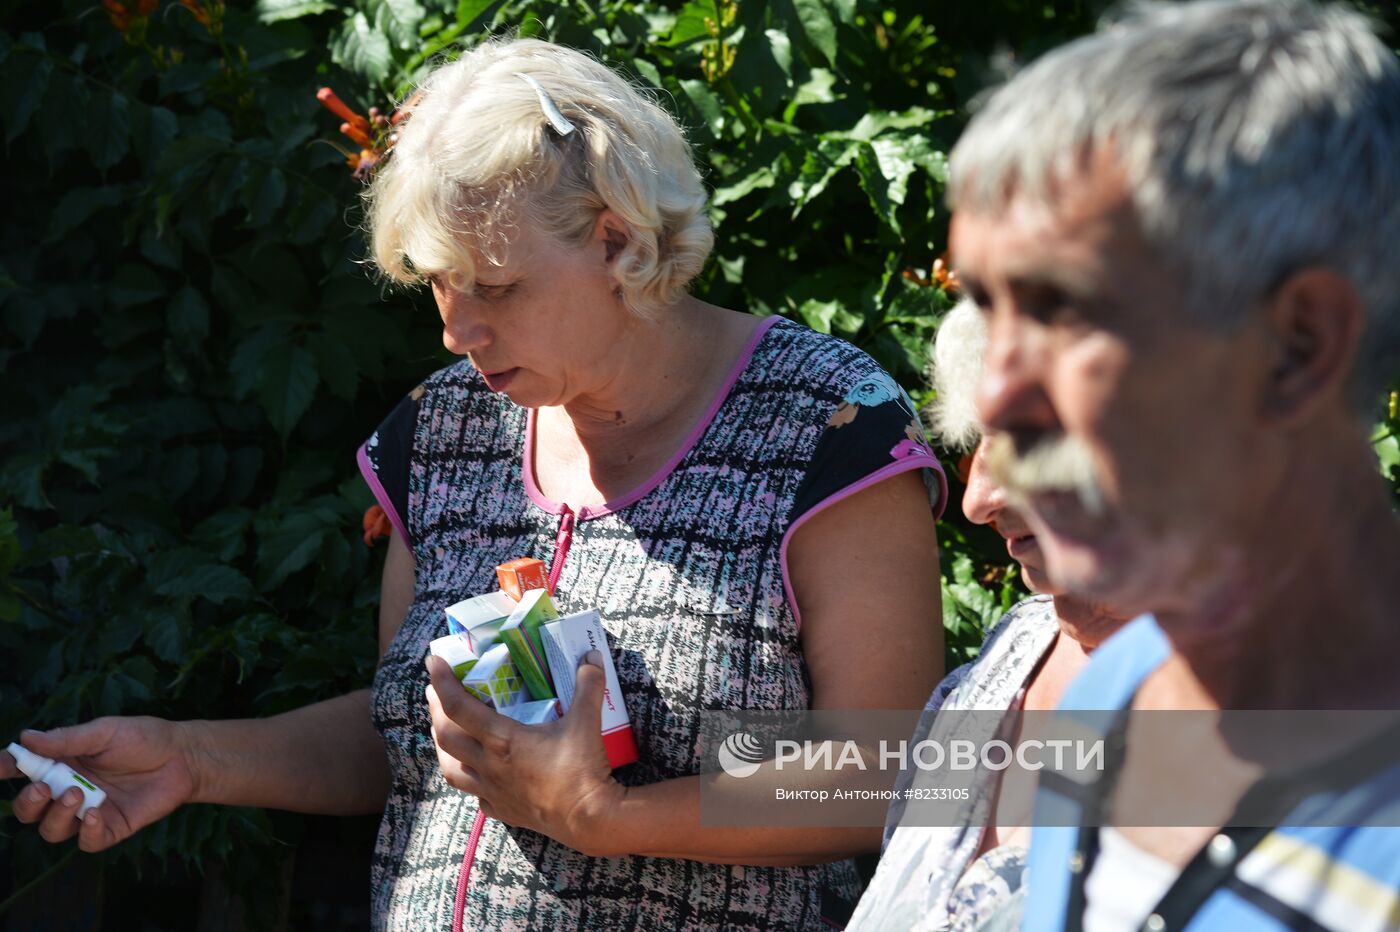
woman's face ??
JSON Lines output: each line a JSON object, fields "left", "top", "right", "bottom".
{"left": 428, "top": 213, "right": 635, "bottom": 410}
{"left": 962, "top": 435, "right": 1060, "bottom": 594}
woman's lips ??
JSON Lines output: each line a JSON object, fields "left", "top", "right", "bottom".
{"left": 1007, "top": 534, "right": 1039, "bottom": 559}
{"left": 481, "top": 368, "right": 519, "bottom": 392}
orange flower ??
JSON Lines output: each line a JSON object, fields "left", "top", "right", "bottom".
{"left": 179, "top": 0, "right": 210, "bottom": 27}
{"left": 340, "top": 120, "right": 374, "bottom": 150}
{"left": 103, "top": 0, "right": 131, "bottom": 31}
{"left": 362, "top": 505, "right": 393, "bottom": 547}
{"left": 317, "top": 87, "right": 371, "bottom": 135}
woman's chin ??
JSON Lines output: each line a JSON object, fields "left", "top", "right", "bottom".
{"left": 1018, "top": 563, "right": 1060, "bottom": 596}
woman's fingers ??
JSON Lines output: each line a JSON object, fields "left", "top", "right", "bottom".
{"left": 77, "top": 807, "right": 118, "bottom": 853}
{"left": 11, "top": 780, "right": 53, "bottom": 823}
{"left": 36, "top": 787, "right": 84, "bottom": 843}
{"left": 425, "top": 657, "right": 508, "bottom": 735}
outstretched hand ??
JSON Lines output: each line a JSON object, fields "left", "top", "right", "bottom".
{"left": 3, "top": 717, "right": 198, "bottom": 853}
{"left": 424, "top": 652, "right": 623, "bottom": 856}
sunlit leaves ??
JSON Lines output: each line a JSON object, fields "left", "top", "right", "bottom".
{"left": 332, "top": 11, "right": 394, "bottom": 82}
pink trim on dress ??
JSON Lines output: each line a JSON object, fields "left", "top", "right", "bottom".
{"left": 357, "top": 443, "right": 412, "bottom": 546}
{"left": 522, "top": 315, "right": 782, "bottom": 520}
{"left": 778, "top": 456, "right": 947, "bottom": 633}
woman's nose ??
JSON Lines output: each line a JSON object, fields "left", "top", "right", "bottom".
{"left": 961, "top": 443, "right": 1006, "bottom": 527}
{"left": 438, "top": 294, "right": 493, "bottom": 354}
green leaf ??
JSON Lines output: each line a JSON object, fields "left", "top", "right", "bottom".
{"left": 168, "top": 286, "right": 211, "bottom": 348}
{"left": 108, "top": 264, "right": 166, "bottom": 308}
{"left": 36, "top": 70, "right": 86, "bottom": 162}
{"left": 255, "top": 0, "right": 336, "bottom": 22}
{"left": 229, "top": 324, "right": 291, "bottom": 400}
{"left": 159, "top": 61, "right": 221, "bottom": 97}
{"left": 256, "top": 343, "right": 319, "bottom": 437}
{"left": 0, "top": 506, "right": 18, "bottom": 578}
{"left": 679, "top": 78, "right": 725, "bottom": 138}
{"left": 150, "top": 548, "right": 255, "bottom": 605}
{"left": 47, "top": 186, "right": 127, "bottom": 242}
{"left": 846, "top": 107, "right": 940, "bottom": 142}
{"left": 256, "top": 507, "right": 336, "bottom": 589}
{"left": 851, "top": 142, "right": 897, "bottom": 233}
{"left": 145, "top": 609, "right": 187, "bottom": 664}
{"left": 85, "top": 90, "right": 131, "bottom": 172}
{"left": 790, "top": 0, "right": 837, "bottom": 66}
{"left": 798, "top": 297, "right": 838, "bottom": 334}
{"left": 713, "top": 165, "right": 776, "bottom": 206}
{"left": 1375, "top": 433, "right": 1400, "bottom": 472}
{"left": 308, "top": 331, "right": 360, "bottom": 401}
{"left": 241, "top": 164, "right": 287, "bottom": 226}
{"left": 0, "top": 50, "right": 51, "bottom": 143}
{"left": 456, "top": 0, "right": 498, "bottom": 25}
{"left": 369, "top": 0, "right": 427, "bottom": 50}
{"left": 788, "top": 68, "right": 836, "bottom": 109}
{"left": 331, "top": 11, "right": 393, "bottom": 84}
{"left": 765, "top": 29, "right": 793, "bottom": 78}
{"left": 131, "top": 104, "right": 178, "bottom": 165}
{"left": 669, "top": 0, "right": 717, "bottom": 46}
{"left": 99, "top": 612, "right": 147, "bottom": 657}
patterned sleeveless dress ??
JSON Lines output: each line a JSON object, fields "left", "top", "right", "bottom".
{"left": 358, "top": 316, "right": 946, "bottom": 931}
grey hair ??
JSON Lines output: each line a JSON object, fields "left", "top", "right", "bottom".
{"left": 926, "top": 298, "right": 988, "bottom": 452}
{"left": 949, "top": 0, "right": 1400, "bottom": 413}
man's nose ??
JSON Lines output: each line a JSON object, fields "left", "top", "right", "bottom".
{"left": 976, "top": 310, "right": 1054, "bottom": 432}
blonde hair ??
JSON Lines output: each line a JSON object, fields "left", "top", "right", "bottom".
{"left": 926, "top": 298, "right": 987, "bottom": 452}
{"left": 365, "top": 38, "right": 714, "bottom": 317}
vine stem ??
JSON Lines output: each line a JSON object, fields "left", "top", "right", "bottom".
{"left": 0, "top": 846, "right": 82, "bottom": 916}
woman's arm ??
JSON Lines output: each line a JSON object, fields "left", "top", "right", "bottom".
{"left": 426, "top": 469, "right": 942, "bottom": 864}
{"left": 4, "top": 532, "right": 416, "bottom": 852}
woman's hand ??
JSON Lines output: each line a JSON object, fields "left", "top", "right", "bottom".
{"left": 424, "top": 652, "right": 624, "bottom": 855}
{"left": 3, "top": 717, "right": 198, "bottom": 853}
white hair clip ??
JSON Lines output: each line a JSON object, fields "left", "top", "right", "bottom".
{"left": 516, "top": 72, "right": 576, "bottom": 136}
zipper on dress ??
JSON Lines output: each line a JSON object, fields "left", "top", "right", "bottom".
{"left": 547, "top": 503, "right": 576, "bottom": 594}
{"left": 452, "top": 502, "right": 577, "bottom": 931}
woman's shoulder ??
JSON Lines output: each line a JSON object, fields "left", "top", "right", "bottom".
{"left": 751, "top": 317, "right": 896, "bottom": 401}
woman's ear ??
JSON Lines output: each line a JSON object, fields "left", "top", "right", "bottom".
{"left": 593, "top": 208, "right": 629, "bottom": 263}
{"left": 1260, "top": 267, "right": 1363, "bottom": 425}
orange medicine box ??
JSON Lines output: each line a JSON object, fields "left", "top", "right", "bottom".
{"left": 497, "top": 557, "right": 548, "bottom": 601}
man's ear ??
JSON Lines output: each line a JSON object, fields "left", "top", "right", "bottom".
{"left": 593, "top": 208, "right": 629, "bottom": 263}
{"left": 1260, "top": 267, "right": 1363, "bottom": 425}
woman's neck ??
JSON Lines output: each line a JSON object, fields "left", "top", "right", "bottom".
{"left": 1051, "top": 593, "right": 1130, "bottom": 652}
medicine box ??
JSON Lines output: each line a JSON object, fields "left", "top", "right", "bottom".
{"left": 540, "top": 610, "right": 639, "bottom": 768}
{"left": 496, "top": 557, "right": 548, "bottom": 602}
{"left": 443, "top": 591, "right": 517, "bottom": 651}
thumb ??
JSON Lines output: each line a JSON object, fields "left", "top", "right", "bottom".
{"left": 567, "top": 651, "right": 607, "bottom": 734}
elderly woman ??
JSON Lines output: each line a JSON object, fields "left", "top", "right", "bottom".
{"left": 846, "top": 299, "right": 1129, "bottom": 932}
{"left": 5, "top": 39, "right": 946, "bottom": 931}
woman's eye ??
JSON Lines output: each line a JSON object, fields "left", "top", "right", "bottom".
{"left": 475, "top": 284, "right": 515, "bottom": 302}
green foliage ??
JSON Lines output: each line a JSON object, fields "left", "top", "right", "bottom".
{"left": 3, "top": 0, "right": 1398, "bottom": 926}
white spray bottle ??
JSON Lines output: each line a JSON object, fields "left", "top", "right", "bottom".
{"left": 5, "top": 742, "right": 107, "bottom": 819}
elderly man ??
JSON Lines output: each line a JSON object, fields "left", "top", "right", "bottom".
{"left": 946, "top": 1, "right": 1400, "bottom": 931}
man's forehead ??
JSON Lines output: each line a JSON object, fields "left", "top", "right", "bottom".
{"left": 950, "top": 168, "right": 1143, "bottom": 295}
